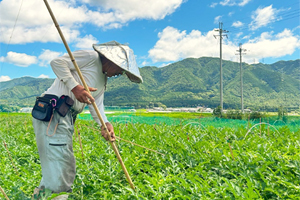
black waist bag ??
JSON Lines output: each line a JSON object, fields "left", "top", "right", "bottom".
{"left": 32, "top": 95, "right": 58, "bottom": 121}
{"left": 56, "top": 95, "right": 74, "bottom": 117}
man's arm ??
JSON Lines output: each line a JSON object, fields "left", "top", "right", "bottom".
{"left": 71, "top": 85, "right": 96, "bottom": 104}
{"left": 88, "top": 92, "right": 116, "bottom": 141}
{"left": 101, "top": 122, "right": 116, "bottom": 142}
{"left": 50, "top": 50, "right": 97, "bottom": 103}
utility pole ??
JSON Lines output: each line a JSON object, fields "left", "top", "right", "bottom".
{"left": 214, "top": 22, "right": 228, "bottom": 112}
{"left": 236, "top": 43, "right": 246, "bottom": 113}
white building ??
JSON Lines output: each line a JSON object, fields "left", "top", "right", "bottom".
{"left": 20, "top": 107, "right": 33, "bottom": 113}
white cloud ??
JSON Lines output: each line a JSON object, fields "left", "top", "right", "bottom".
{"left": 0, "top": 0, "right": 185, "bottom": 45}
{"left": 148, "top": 26, "right": 234, "bottom": 62}
{"left": 0, "top": 51, "right": 37, "bottom": 67}
{"left": 243, "top": 29, "right": 300, "bottom": 63}
{"left": 292, "top": 25, "right": 300, "bottom": 33}
{"left": 249, "top": 5, "right": 279, "bottom": 30}
{"left": 228, "top": 11, "right": 234, "bottom": 16}
{"left": 210, "top": 2, "right": 218, "bottom": 8}
{"left": 220, "top": 0, "right": 235, "bottom": 6}
{"left": 0, "top": 25, "right": 80, "bottom": 44}
{"left": 238, "top": 0, "right": 252, "bottom": 7}
{"left": 242, "top": 35, "right": 251, "bottom": 40}
{"left": 0, "top": 0, "right": 85, "bottom": 44}
{"left": 148, "top": 27, "right": 300, "bottom": 65}
{"left": 38, "top": 49, "right": 62, "bottom": 67}
{"left": 159, "top": 63, "right": 172, "bottom": 68}
{"left": 236, "top": 32, "right": 243, "bottom": 37}
{"left": 232, "top": 21, "right": 244, "bottom": 28}
{"left": 74, "top": 34, "right": 99, "bottom": 49}
{"left": 212, "top": 0, "right": 251, "bottom": 7}
{"left": 38, "top": 74, "right": 49, "bottom": 78}
{"left": 214, "top": 16, "right": 222, "bottom": 24}
{"left": 81, "top": 0, "right": 184, "bottom": 21}
{"left": 0, "top": 76, "right": 11, "bottom": 82}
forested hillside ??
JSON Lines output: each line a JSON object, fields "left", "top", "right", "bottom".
{"left": 0, "top": 57, "right": 299, "bottom": 111}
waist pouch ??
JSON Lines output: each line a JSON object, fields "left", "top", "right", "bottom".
{"left": 32, "top": 94, "right": 74, "bottom": 121}
{"left": 56, "top": 95, "right": 74, "bottom": 117}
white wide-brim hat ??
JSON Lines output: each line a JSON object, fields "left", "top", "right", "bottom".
{"left": 93, "top": 41, "right": 143, "bottom": 83}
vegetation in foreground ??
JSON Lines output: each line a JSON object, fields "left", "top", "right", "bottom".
{"left": 0, "top": 113, "right": 299, "bottom": 199}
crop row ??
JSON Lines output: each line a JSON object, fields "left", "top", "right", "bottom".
{"left": 0, "top": 114, "right": 299, "bottom": 199}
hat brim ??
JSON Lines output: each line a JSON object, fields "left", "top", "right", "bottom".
{"left": 93, "top": 41, "right": 143, "bottom": 83}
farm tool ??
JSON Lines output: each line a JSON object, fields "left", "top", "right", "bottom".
{"left": 0, "top": 185, "right": 10, "bottom": 200}
{"left": 43, "top": 0, "right": 135, "bottom": 190}
{"left": 80, "top": 125, "right": 165, "bottom": 156}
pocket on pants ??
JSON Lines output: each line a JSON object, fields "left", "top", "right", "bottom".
{"left": 47, "top": 137, "right": 70, "bottom": 161}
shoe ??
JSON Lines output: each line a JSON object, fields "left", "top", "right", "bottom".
{"left": 32, "top": 187, "right": 44, "bottom": 200}
{"left": 33, "top": 187, "right": 40, "bottom": 195}
{"left": 32, "top": 186, "right": 68, "bottom": 200}
{"left": 52, "top": 194, "right": 69, "bottom": 200}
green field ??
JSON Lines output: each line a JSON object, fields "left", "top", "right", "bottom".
{"left": 0, "top": 113, "right": 299, "bottom": 199}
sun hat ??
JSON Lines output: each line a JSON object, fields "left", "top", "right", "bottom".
{"left": 93, "top": 41, "right": 143, "bottom": 83}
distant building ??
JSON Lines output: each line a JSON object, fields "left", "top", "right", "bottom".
{"left": 148, "top": 107, "right": 211, "bottom": 113}
{"left": 202, "top": 108, "right": 213, "bottom": 113}
{"left": 20, "top": 107, "right": 33, "bottom": 113}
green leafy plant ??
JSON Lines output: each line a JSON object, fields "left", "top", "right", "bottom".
{"left": 0, "top": 113, "right": 299, "bottom": 199}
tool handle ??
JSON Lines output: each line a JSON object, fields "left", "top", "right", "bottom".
{"left": 43, "top": 0, "right": 135, "bottom": 190}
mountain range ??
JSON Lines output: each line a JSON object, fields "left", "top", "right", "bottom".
{"left": 0, "top": 57, "right": 299, "bottom": 111}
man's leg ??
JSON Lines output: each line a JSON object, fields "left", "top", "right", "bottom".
{"left": 33, "top": 111, "right": 76, "bottom": 193}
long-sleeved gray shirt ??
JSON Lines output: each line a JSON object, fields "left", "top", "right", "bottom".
{"left": 44, "top": 50, "right": 108, "bottom": 125}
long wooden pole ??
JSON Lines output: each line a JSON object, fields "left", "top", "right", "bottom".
{"left": 0, "top": 185, "right": 9, "bottom": 200}
{"left": 80, "top": 125, "right": 165, "bottom": 156}
{"left": 43, "top": 0, "right": 135, "bottom": 190}
{"left": 3, "top": 141, "right": 19, "bottom": 176}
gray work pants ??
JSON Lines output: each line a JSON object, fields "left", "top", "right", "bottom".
{"left": 32, "top": 111, "right": 76, "bottom": 193}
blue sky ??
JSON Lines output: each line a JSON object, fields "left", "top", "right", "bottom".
{"left": 0, "top": 0, "right": 299, "bottom": 82}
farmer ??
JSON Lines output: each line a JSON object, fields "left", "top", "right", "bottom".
{"left": 32, "top": 41, "right": 143, "bottom": 199}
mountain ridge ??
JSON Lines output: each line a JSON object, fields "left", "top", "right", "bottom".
{"left": 0, "top": 57, "right": 299, "bottom": 111}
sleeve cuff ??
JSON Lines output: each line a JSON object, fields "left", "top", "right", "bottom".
{"left": 65, "top": 78, "right": 79, "bottom": 91}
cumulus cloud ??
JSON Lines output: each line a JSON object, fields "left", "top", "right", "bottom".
{"left": 148, "top": 26, "right": 232, "bottom": 62}
{"left": 74, "top": 34, "right": 99, "bottom": 49}
{"left": 232, "top": 21, "right": 244, "bottom": 28}
{"left": 0, "top": 0, "right": 184, "bottom": 45}
{"left": 38, "top": 74, "right": 49, "bottom": 78}
{"left": 0, "top": 25, "right": 80, "bottom": 44}
{"left": 81, "top": 0, "right": 184, "bottom": 21}
{"left": 0, "top": 51, "right": 37, "bottom": 67}
{"left": 0, "top": 76, "right": 11, "bottom": 82}
{"left": 243, "top": 29, "right": 300, "bottom": 63}
{"left": 148, "top": 27, "right": 300, "bottom": 64}
{"left": 249, "top": 5, "right": 279, "bottom": 30}
{"left": 38, "top": 49, "right": 62, "bottom": 67}
{"left": 0, "top": 0, "right": 85, "bottom": 44}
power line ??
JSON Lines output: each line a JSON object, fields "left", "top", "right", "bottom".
{"left": 225, "top": 8, "right": 300, "bottom": 34}
{"left": 0, "top": 0, "right": 24, "bottom": 74}
{"left": 3, "top": 0, "right": 24, "bottom": 55}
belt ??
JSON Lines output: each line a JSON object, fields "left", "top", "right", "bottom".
{"left": 44, "top": 93, "right": 79, "bottom": 115}
{"left": 43, "top": 94, "right": 59, "bottom": 101}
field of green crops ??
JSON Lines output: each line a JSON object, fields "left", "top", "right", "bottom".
{"left": 0, "top": 113, "right": 299, "bottom": 199}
